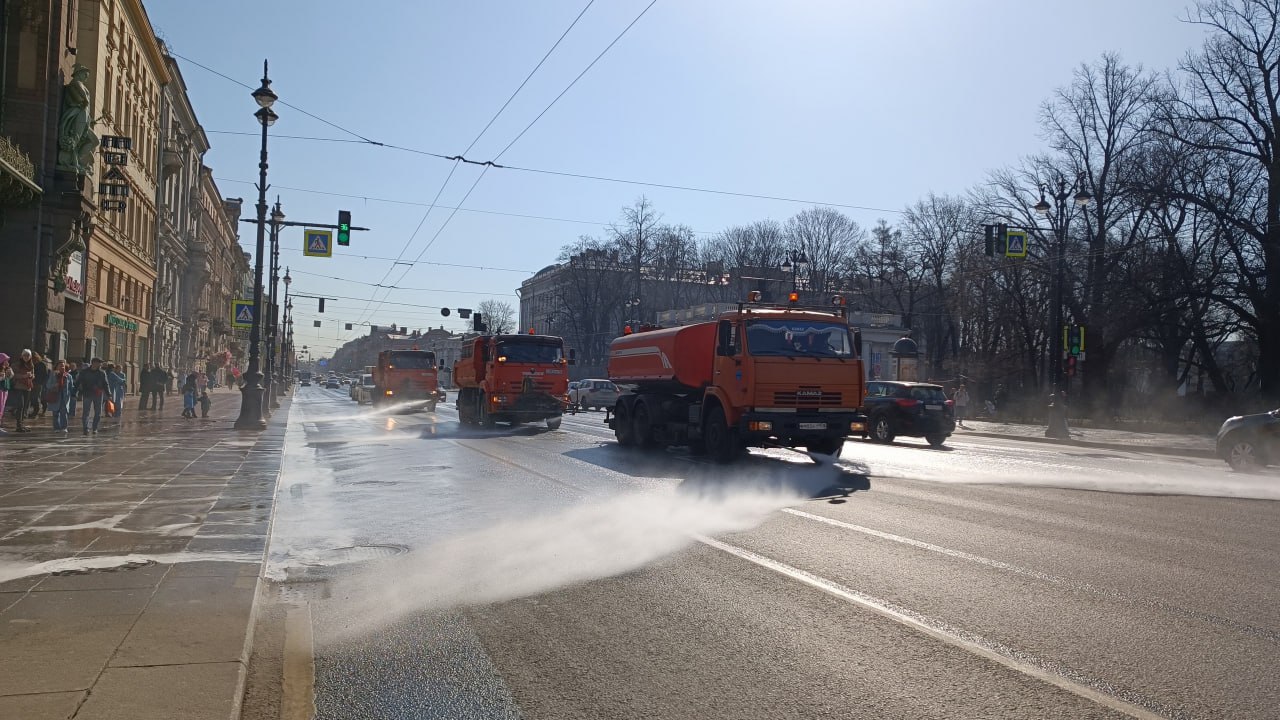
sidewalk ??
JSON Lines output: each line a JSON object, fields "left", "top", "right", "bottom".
{"left": 0, "top": 386, "right": 290, "bottom": 720}
{"left": 954, "top": 418, "right": 1218, "bottom": 459}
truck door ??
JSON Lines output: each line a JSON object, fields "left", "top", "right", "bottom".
{"left": 714, "top": 320, "right": 748, "bottom": 403}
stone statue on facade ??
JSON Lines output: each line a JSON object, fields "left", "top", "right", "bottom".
{"left": 57, "top": 64, "right": 99, "bottom": 176}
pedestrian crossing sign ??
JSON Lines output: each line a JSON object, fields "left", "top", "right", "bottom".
{"left": 231, "top": 299, "right": 255, "bottom": 329}
{"left": 1005, "top": 229, "right": 1028, "bottom": 258}
{"left": 304, "top": 229, "right": 333, "bottom": 257}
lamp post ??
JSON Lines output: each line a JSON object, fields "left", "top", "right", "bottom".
{"left": 780, "top": 252, "right": 809, "bottom": 294}
{"left": 282, "top": 268, "right": 292, "bottom": 392}
{"left": 267, "top": 200, "right": 285, "bottom": 411}
{"left": 1033, "top": 173, "right": 1091, "bottom": 439}
{"left": 234, "top": 60, "right": 279, "bottom": 430}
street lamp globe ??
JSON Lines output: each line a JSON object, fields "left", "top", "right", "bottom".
{"left": 1073, "top": 187, "right": 1093, "bottom": 207}
{"left": 255, "top": 106, "right": 278, "bottom": 127}
{"left": 283, "top": 270, "right": 291, "bottom": 287}
{"left": 251, "top": 73, "right": 277, "bottom": 109}
{"left": 780, "top": 257, "right": 793, "bottom": 273}
{"left": 1034, "top": 194, "right": 1052, "bottom": 216}
{"left": 796, "top": 252, "right": 809, "bottom": 274}
{"left": 272, "top": 205, "right": 286, "bottom": 224}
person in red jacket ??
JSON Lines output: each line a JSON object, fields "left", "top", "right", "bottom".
{"left": 10, "top": 349, "right": 35, "bottom": 433}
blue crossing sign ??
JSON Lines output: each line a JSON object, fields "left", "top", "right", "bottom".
{"left": 1005, "top": 229, "right": 1028, "bottom": 258}
{"left": 231, "top": 299, "right": 255, "bottom": 329}
{"left": 304, "top": 229, "right": 333, "bottom": 258}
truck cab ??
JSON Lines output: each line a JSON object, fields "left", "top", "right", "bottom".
{"left": 454, "top": 334, "right": 572, "bottom": 429}
{"left": 372, "top": 349, "right": 439, "bottom": 411}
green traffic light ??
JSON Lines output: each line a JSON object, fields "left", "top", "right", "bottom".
{"left": 337, "top": 210, "right": 351, "bottom": 246}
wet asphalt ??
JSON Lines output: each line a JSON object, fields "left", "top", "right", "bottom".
{"left": 267, "top": 385, "right": 1280, "bottom": 720}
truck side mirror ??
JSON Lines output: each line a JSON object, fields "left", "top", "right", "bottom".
{"left": 438, "top": 358, "right": 445, "bottom": 368}
{"left": 717, "top": 320, "right": 733, "bottom": 357}
{"left": 853, "top": 329, "right": 863, "bottom": 358}
{"left": 568, "top": 348, "right": 577, "bottom": 365}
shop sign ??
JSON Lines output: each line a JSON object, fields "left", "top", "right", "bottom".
{"left": 65, "top": 250, "right": 84, "bottom": 300}
{"left": 107, "top": 314, "right": 138, "bottom": 332}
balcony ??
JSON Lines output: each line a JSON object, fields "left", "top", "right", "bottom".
{"left": 0, "top": 135, "right": 41, "bottom": 208}
{"left": 162, "top": 139, "right": 184, "bottom": 172}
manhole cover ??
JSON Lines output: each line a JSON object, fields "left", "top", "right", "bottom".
{"left": 405, "top": 465, "right": 451, "bottom": 472}
{"left": 312, "top": 544, "right": 408, "bottom": 565}
{"left": 348, "top": 480, "right": 398, "bottom": 487}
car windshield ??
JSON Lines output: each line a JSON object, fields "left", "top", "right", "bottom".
{"left": 497, "top": 340, "right": 564, "bottom": 364}
{"left": 361, "top": 376, "right": 375, "bottom": 387}
{"left": 387, "top": 352, "right": 436, "bottom": 369}
{"left": 745, "top": 320, "right": 854, "bottom": 357}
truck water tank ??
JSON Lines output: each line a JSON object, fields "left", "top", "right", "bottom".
{"left": 608, "top": 322, "right": 717, "bottom": 391}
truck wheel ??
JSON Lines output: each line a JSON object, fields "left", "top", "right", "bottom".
{"left": 704, "top": 406, "right": 738, "bottom": 463}
{"left": 633, "top": 402, "right": 658, "bottom": 448}
{"left": 808, "top": 438, "right": 844, "bottom": 457}
{"left": 546, "top": 415, "right": 562, "bottom": 431}
{"left": 926, "top": 434, "right": 947, "bottom": 448}
{"left": 614, "top": 402, "right": 636, "bottom": 447}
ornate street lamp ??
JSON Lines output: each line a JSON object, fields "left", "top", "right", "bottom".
{"left": 781, "top": 252, "right": 808, "bottom": 293}
{"left": 267, "top": 200, "right": 285, "bottom": 410}
{"left": 235, "top": 60, "right": 277, "bottom": 430}
{"left": 1034, "top": 173, "right": 1091, "bottom": 439}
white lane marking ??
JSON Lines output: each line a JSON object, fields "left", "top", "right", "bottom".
{"left": 782, "top": 508, "right": 1280, "bottom": 644}
{"left": 697, "top": 535, "right": 1165, "bottom": 720}
{"left": 282, "top": 603, "right": 317, "bottom": 720}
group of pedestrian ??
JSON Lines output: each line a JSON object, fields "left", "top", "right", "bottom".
{"left": 1, "top": 352, "right": 221, "bottom": 436}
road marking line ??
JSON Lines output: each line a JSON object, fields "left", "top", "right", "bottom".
{"left": 697, "top": 535, "right": 1166, "bottom": 720}
{"left": 781, "top": 508, "right": 1280, "bottom": 644}
{"left": 282, "top": 604, "right": 316, "bottom": 720}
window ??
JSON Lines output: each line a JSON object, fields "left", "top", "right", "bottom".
{"left": 495, "top": 340, "right": 564, "bottom": 364}
{"left": 745, "top": 320, "right": 853, "bottom": 358}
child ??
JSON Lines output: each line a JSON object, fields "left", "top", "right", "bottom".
{"left": 198, "top": 390, "right": 212, "bottom": 418}
{"left": 182, "top": 373, "right": 198, "bottom": 419}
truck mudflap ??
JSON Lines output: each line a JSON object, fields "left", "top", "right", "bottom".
{"left": 736, "top": 411, "right": 867, "bottom": 442}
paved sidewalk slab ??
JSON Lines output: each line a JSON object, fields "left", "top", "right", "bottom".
{"left": 0, "top": 386, "right": 290, "bottom": 720}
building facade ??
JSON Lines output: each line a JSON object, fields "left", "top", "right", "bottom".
{"left": 73, "top": 0, "right": 170, "bottom": 387}
{"left": 181, "top": 175, "right": 244, "bottom": 383}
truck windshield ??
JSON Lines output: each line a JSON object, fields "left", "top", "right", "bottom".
{"left": 745, "top": 320, "right": 854, "bottom": 358}
{"left": 497, "top": 340, "right": 564, "bottom": 364}
{"left": 387, "top": 351, "right": 436, "bottom": 369}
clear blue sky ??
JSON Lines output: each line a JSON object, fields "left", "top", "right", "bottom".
{"left": 146, "top": 0, "right": 1208, "bottom": 356}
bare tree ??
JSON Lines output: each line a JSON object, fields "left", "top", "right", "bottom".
{"left": 785, "top": 207, "right": 863, "bottom": 296}
{"left": 477, "top": 299, "right": 516, "bottom": 335}
{"left": 1155, "top": 0, "right": 1280, "bottom": 400}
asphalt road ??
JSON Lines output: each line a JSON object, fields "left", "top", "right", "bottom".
{"left": 249, "top": 385, "right": 1280, "bottom": 720}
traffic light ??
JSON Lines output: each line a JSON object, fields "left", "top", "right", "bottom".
{"left": 1066, "top": 355, "right": 1077, "bottom": 377}
{"left": 984, "top": 225, "right": 994, "bottom": 256}
{"left": 1067, "top": 324, "right": 1084, "bottom": 356}
{"left": 318, "top": 298, "right": 325, "bottom": 313}
{"left": 986, "top": 224, "right": 1009, "bottom": 256}
{"left": 337, "top": 210, "right": 351, "bottom": 246}
{"left": 473, "top": 312, "right": 486, "bottom": 333}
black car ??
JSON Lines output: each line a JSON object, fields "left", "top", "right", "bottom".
{"left": 861, "top": 381, "right": 955, "bottom": 447}
{"left": 1216, "top": 408, "right": 1280, "bottom": 471}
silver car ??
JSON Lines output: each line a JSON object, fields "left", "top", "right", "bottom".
{"left": 571, "top": 379, "right": 619, "bottom": 411}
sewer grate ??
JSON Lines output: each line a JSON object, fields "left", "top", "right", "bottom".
{"left": 52, "top": 559, "right": 155, "bottom": 576}
{"left": 266, "top": 579, "right": 331, "bottom": 603}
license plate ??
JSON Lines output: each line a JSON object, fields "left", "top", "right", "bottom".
{"left": 925, "top": 404, "right": 942, "bottom": 410}
{"left": 799, "top": 422, "right": 826, "bottom": 430}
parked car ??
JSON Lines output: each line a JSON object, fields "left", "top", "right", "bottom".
{"left": 861, "top": 381, "right": 955, "bottom": 447}
{"left": 571, "top": 379, "right": 620, "bottom": 411}
{"left": 354, "top": 374, "right": 376, "bottom": 404}
{"left": 1216, "top": 408, "right": 1280, "bottom": 471}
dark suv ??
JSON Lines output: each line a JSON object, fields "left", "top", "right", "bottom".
{"left": 861, "top": 381, "right": 955, "bottom": 447}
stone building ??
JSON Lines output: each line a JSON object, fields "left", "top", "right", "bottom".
{"left": 151, "top": 44, "right": 207, "bottom": 376}
{"left": 75, "top": 0, "right": 170, "bottom": 386}
{"left": 0, "top": 0, "right": 94, "bottom": 361}
{"left": 181, "top": 177, "right": 245, "bottom": 382}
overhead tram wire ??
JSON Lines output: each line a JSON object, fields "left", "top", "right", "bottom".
{"left": 363, "top": 0, "right": 660, "bottom": 325}
{"left": 355, "top": 0, "right": 593, "bottom": 322}
{"left": 279, "top": 246, "right": 534, "bottom": 273}
{"left": 286, "top": 267, "right": 520, "bottom": 295}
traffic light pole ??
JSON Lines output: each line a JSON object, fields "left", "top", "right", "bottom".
{"left": 239, "top": 219, "right": 370, "bottom": 232}
{"left": 1046, "top": 227, "right": 1069, "bottom": 439}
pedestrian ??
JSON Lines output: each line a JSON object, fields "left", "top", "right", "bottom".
{"left": 181, "top": 372, "right": 198, "bottom": 419}
{"left": 953, "top": 382, "right": 971, "bottom": 428}
{"left": 10, "top": 349, "right": 35, "bottom": 433}
{"left": 139, "top": 363, "right": 154, "bottom": 410}
{"left": 105, "top": 363, "right": 126, "bottom": 418}
{"left": 162, "top": 367, "right": 174, "bottom": 409}
{"left": 198, "top": 390, "right": 212, "bottom": 418}
{"left": 45, "top": 360, "right": 72, "bottom": 433}
{"left": 0, "top": 352, "right": 11, "bottom": 434}
{"left": 75, "top": 357, "right": 110, "bottom": 435}
{"left": 30, "top": 353, "right": 49, "bottom": 418}
{"left": 196, "top": 371, "right": 208, "bottom": 395}
{"left": 68, "top": 362, "right": 86, "bottom": 417}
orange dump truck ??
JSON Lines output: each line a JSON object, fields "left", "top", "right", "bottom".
{"left": 607, "top": 295, "right": 866, "bottom": 461}
{"left": 372, "top": 349, "right": 441, "bottom": 411}
{"left": 454, "top": 334, "right": 573, "bottom": 429}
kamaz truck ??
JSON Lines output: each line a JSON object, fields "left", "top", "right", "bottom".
{"left": 607, "top": 293, "right": 867, "bottom": 462}
{"left": 372, "top": 349, "right": 440, "bottom": 411}
{"left": 454, "top": 334, "right": 573, "bottom": 429}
